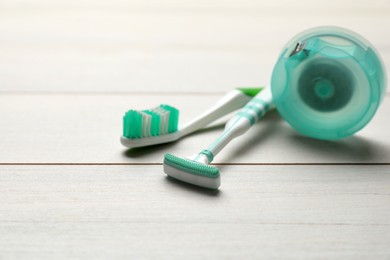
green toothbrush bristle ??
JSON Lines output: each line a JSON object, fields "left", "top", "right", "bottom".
{"left": 160, "top": 104, "right": 179, "bottom": 133}
{"left": 123, "top": 110, "right": 143, "bottom": 138}
{"left": 164, "top": 153, "right": 220, "bottom": 178}
{"left": 123, "top": 105, "right": 179, "bottom": 139}
{"left": 143, "top": 110, "right": 160, "bottom": 136}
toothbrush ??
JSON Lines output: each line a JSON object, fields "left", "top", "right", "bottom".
{"left": 121, "top": 88, "right": 263, "bottom": 149}
{"left": 163, "top": 87, "right": 274, "bottom": 189}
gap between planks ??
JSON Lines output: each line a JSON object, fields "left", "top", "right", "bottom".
{"left": 0, "top": 163, "right": 389, "bottom": 166}
{"left": 1, "top": 91, "right": 390, "bottom": 96}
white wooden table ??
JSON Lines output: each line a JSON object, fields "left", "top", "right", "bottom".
{"left": 1, "top": 1, "right": 389, "bottom": 259}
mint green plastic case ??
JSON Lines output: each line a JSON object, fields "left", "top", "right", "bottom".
{"left": 271, "top": 26, "right": 387, "bottom": 140}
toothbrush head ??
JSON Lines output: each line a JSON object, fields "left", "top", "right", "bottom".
{"left": 121, "top": 104, "right": 180, "bottom": 148}
{"left": 163, "top": 153, "right": 221, "bottom": 189}
{"left": 271, "top": 26, "right": 387, "bottom": 140}
{"left": 123, "top": 104, "right": 179, "bottom": 139}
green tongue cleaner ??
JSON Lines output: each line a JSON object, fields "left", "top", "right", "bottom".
{"left": 271, "top": 26, "right": 387, "bottom": 140}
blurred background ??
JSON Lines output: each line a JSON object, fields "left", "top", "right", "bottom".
{"left": 0, "top": 0, "right": 389, "bottom": 94}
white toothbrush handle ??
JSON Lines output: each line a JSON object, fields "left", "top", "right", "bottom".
{"left": 199, "top": 87, "right": 274, "bottom": 162}
{"left": 179, "top": 89, "right": 255, "bottom": 137}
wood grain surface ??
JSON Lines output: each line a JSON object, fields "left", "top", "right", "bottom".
{"left": 0, "top": 165, "right": 389, "bottom": 259}
{"left": 0, "top": 0, "right": 389, "bottom": 259}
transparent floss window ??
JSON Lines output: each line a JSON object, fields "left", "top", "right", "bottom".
{"left": 271, "top": 26, "right": 387, "bottom": 140}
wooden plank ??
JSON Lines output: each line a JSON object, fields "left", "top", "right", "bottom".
{"left": 0, "top": 5, "right": 389, "bottom": 93}
{"left": 0, "top": 165, "right": 389, "bottom": 259}
{"left": 2, "top": 0, "right": 390, "bottom": 11}
{"left": 0, "top": 94, "right": 389, "bottom": 164}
